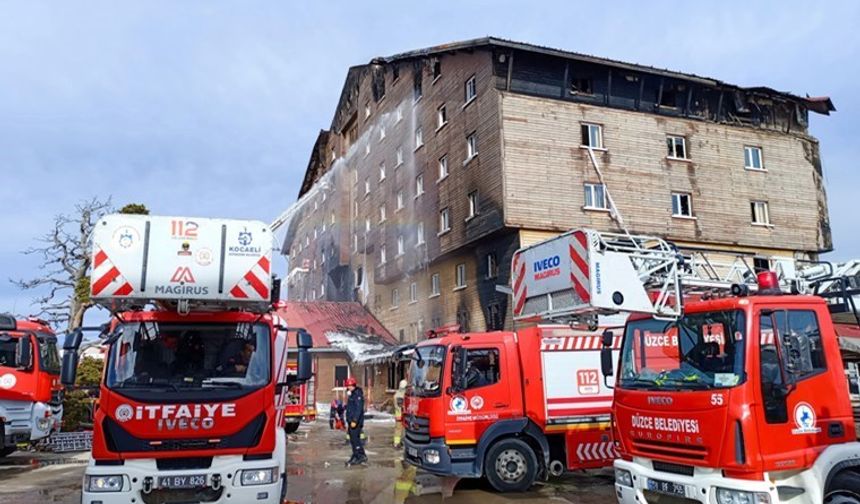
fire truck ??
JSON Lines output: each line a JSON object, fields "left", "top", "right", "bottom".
{"left": 512, "top": 228, "right": 860, "bottom": 503}
{"left": 0, "top": 315, "right": 63, "bottom": 456}
{"left": 60, "top": 214, "right": 312, "bottom": 504}
{"left": 282, "top": 360, "right": 316, "bottom": 433}
{"left": 403, "top": 323, "right": 621, "bottom": 491}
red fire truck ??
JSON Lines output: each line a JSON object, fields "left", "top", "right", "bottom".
{"left": 60, "top": 214, "right": 312, "bottom": 504}
{"left": 282, "top": 361, "right": 316, "bottom": 433}
{"left": 0, "top": 315, "right": 63, "bottom": 456}
{"left": 403, "top": 321, "right": 623, "bottom": 491}
{"left": 507, "top": 227, "right": 860, "bottom": 502}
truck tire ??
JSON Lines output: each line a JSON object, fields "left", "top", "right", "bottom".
{"left": 284, "top": 422, "right": 301, "bottom": 434}
{"left": 826, "top": 471, "right": 860, "bottom": 503}
{"left": 484, "top": 438, "right": 538, "bottom": 492}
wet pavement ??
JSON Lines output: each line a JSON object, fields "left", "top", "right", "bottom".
{"left": 0, "top": 421, "right": 615, "bottom": 503}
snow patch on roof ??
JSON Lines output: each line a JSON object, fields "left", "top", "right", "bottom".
{"left": 325, "top": 330, "right": 396, "bottom": 363}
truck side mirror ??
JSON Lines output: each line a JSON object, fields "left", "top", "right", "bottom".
{"left": 600, "top": 331, "right": 615, "bottom": 378}
{"left": 295, "top": 329, "right": 313, "bottom": 383}
{"left": 16, "top": 335, "right": 33, "bottom": 371}
{"left": 60, "top": 328, "right": 84, "bottom": 387}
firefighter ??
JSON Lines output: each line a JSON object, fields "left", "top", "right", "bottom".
{"left": 393, "top": 379, "right": 408, "bottom": 447}
{"left": 344, "top": 377, "right": 367, "bottom": 466}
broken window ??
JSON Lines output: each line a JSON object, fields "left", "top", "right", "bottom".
{"left": 485, "top": 303, "right": 503, "bottom": 331}
{"left": 437, "top": 104, "right": 448, "bottom": 129}
{"left": 744, "top": 146, "right": 764, "bottom": 170}
{"left": 667, "top": 135, "right": 687, "bottom": 159}
{"left": 583, "top": 183, "right": 607, "bottom": 209}
{"left": 671, "top": 192, "right": 693, "bottom": 217}
{"left": 413, "top": 67, "right": 423, "bottom": 102}
{"left": 581, "top": 123, "right": 603, "bottom": 148}
{"left": 439, "top": 208, "right": 450, "bottom": 233}
{"left": 486, "top": 253, "right": 498, "bottom": 279}
{"left": 751, "top": 201, "right": 770, "bottom": 225}
{"left": 432, "top": 59, "right": 441, "bottom": 80}
{"left": 467, "top": 191, "right": 478, "bottom": 219}
{"left": 571, "top": 77, "right": 593, "bottom": 95}
{"left": 659, "top": 81, "right": 685, "bottom": 109}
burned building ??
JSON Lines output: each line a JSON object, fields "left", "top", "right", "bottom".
{"left": 279, "top": 37, "right": 834, "bottom": 341}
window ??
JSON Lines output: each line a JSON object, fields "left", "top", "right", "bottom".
{"left": 416, "top": 222, "right": 425, "bottom": 245}
{"left": 410, "top": 282, "right": 418, "bottom": 302}
{"left": 313, "top": 227, "right": 318, "bottom": 239}
{"left": 751, "top": 201, "right": 770, "bottom": 225}
{"left": 759, "top": 310, "right": 826, "bottom": 423}
{"left": 396, "top": 146, "right": 403, "bottom": 166}
{"left": 413, "top": 70, "right": 423, "bottom": 102}
{"left": 320, "top": 283, "right": 325, "bottom": 298}
{"left": 415, "top": 174, "right": 424, "bottom": 196}
{"left": 571, "top": 77, "right": 593, "bottom": 95}
{"left": 455, "top": 263, "right": 466, "bottom": 289}
{"left": 314, "top": 199, "right": 318, "bottom": 211}
{"left": 439, "top": 208, "right": 451, "bottom": 233}
{"left": 321, "top": 222, "right": 326, "bottom": 233}
{"left": 378, "top": 125, "right": 386, "bottom": 141}
{"left": 415, "top": 127, "right": 423, "bottom": 150}
{"left": 354, "top": 266, "right": 363, "bottom": 287}
{"left": 671, "top": 192, "right": 693, "bottom": 217}
{"left": 456, "top": 309, "right": 470, "bottom": 333}
{"left": 667, "top": 135, "right": 687, "bottom": 159}
{"left": 380, "top": 244, "right": 387, "bottom": 264}
{"left": 437, "top": 104, "right": 448, "bottom": 129}
{"left": 397, "top": 235, "right": 404, "bottom": 256}
{"left": 396, "top": 189, "right": 404, "bottom": 210}
{"left": 485, "top": 303, "right": 503, "bottom": 331}
{"left": 311, "top": 288, "right": 316, "bottom": 300}
{"left": 456, "top": 349, "right": 501, "bottom": 389}
{"left": 467, "top": 191, "right": 478, "bottom": 219}
{"left": 744, "top": 146, "right": 764, "bottom": 170}
{"left": 398, "top": 329, "right": 405, "bottom": 342}
{"left": 334, "top": 365, "right": 349, "bottom": 387}
{"left": 379, "top": 162, "right": 386, "bottom": 181}
{"left": 583, "top": 183, "right": 607, "bottom": 210}
{"left": 396, "top": 105, "right": 403, "bottom": 123}
{"left": 353, "top": 200, "right": 358, "bottom": 216}
{"left": 431, "top": 273, "right": 440, "bottom": 296}
{"left": 438, "top": 155, "right": 448, "bottom": 181}
{"left": 379, "top": 204, "right": 386, "bottom": 223}
{"left": 353, "top": 233, "right": 358, "bottom": 252}
{"left": 465, "top": 75, "right": 477, "bottom": 103}
{"left": 364, "top": 178, "right": 370, "bottom": 196}
{"left": 330, "top": 147, "right": 337, "bottom": 163}
{"left": 432, "top": 59, "right": 441, "bottom": 80}
{"left": 330, "top": 212, "right": 335, "bottom": 224}
{"left": 392, "top": 64, "right": 400, "bottom": 82}
{"left": 365, "top": 143, "right": 371, "bottom": 157}
{"left": 365, "top": 218, "right": 371, "bottom": 233}
{"left": 391, "top": 288, "right": 400, "bottom": 308}
{"left": 581, "top": 123, "right": 603, "bottom": 149}
{"left": 754, "top": 257, "right": 771, "bottom": 273}
{"left": 466, "top": 133, "right": 478, "bottom": 160}
{"left": 486, "top": 253, "right": 498, "bottom": 279}
{"left": 364, "top": 101, "right": 371, "bottom": 119}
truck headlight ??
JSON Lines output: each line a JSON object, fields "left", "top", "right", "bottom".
{"left": 715, "top": 487, "right": 770, "bottom": 504}
{"left": 615, "top": 468, "right": 633, "bottom": 488}
{"left": 37, "top": 417, "right": 51, "bottom": 432}
{"left": 86, "top": 475, "right": 124, "bottom": 492}
{"left": 423, "top": 449, "right": 440, "bottom": 465}
{"left": 240, "top": 467, "right": 277, "bottom": 486}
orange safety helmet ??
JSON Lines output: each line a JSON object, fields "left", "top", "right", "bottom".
{"left": 344, "top": 377, "right": 357, "bottom": 387}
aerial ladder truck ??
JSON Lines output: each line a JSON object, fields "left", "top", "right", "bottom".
{"left": 513, "top": 227, "right": 860, "bottom": 503}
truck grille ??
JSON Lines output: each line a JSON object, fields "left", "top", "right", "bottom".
{"left": 404, "top": 415, "right": 430, "bottom": 444}
{"left": 632, "top": 439, "right": 708, "bottom": 462}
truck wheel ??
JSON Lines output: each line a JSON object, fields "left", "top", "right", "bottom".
{"left": 284, "top": 422, "right": 301, "bottom": 434}
{"left": 484, "top": 438, "right": 537, "bottom": 492}
{"left": 826, "top": 471, "right": 860, "bottom": 503}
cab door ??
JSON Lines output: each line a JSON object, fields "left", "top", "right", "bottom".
{"left": 444, "top": 343, "right": 513, "bottom": 445}
{"left": 753, "top": 305, "right": 849, "bottom": 472}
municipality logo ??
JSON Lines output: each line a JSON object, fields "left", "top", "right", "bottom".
{"left": 791, "top": 402, "right": 820, "bottom": 434}
{"left": 115, "top": 404, "right": 134, "bottom": 423}
{"left": 238, "top": 228, "right": 253, "bottom": 246}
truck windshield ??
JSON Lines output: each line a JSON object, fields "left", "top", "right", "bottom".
{"left": 410, "top": 345, "right": 445, "bottom": 397}
{"left": 618, "top": 310, "right": 746, "bottom": 391}
{"left": 106, "top": 322, "right": 270, "bottom": 391}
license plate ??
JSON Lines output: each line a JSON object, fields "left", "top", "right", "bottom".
{"left": 407, "top": 446, "right": 418, "bottom": 458}
{"left": 157, "top": 474, "right": 207, "bottom": 489}
{"left": 647, "top": 478, "right": 687, "bottom": 497}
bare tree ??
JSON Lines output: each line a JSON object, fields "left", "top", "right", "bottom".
{"left": 12, "top": 198, "right": 113, "bottom": 332}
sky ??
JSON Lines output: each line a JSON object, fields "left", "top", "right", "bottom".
{"left": 1, "top": 0, "right": 858, "bottom": 318}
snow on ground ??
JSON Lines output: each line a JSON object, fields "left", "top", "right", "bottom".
{"left": 315, "top": 402, "right": 395, "bottom": 423}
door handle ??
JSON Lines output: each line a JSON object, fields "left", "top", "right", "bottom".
{"left": 494, "top": 402, "right": 508, "bottom": 408}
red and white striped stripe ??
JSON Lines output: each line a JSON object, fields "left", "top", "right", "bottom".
{"left": 512, "top": 252, "right": 528, "bottom": 317}
{"left": 576, "top": 441, "right": 618, "bottom": 461}
{"left": 569, "top": 231, "right": 591, "bottom": 304}
{"left": 229, "top": 256, "right": 271, "bottom": 300}
{"left": 540, "top": 334, "right": 622, "bottom": 351}
{"left": 90, "top": 247, "right": 134, "bottom": 297}
{"left": 761, "top": 330, "right": 775, "bottom": 345}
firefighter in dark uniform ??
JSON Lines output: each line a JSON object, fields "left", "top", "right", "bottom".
{"left": 344, "top": 377, "right": 367, "bottom": 466}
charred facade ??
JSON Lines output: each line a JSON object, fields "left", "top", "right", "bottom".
{"left": 281, "top": 37, "right": 834, "bottom": 341}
